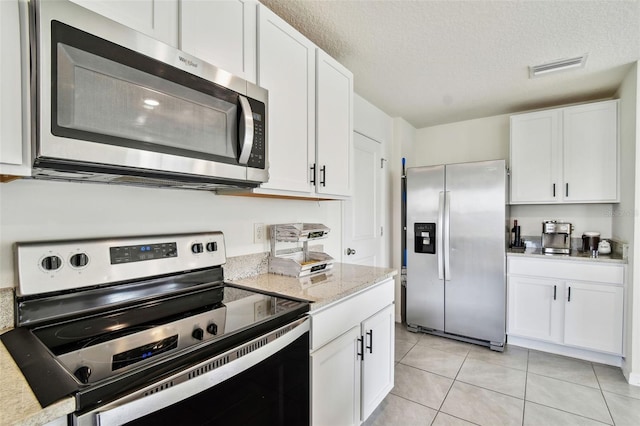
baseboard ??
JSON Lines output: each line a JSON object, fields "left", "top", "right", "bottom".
{"left": 627, "top": 371, "right": 640, "bottom": 386}
{"left": 508, "top": 335, "right": 623, "bottom": 367}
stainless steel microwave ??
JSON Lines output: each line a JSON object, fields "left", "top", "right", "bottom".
{"left": 28, "top": 0, "right": 268, "bottom": 190}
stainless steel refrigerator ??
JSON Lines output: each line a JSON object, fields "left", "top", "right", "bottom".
{"left": 405, "top": 160, "right": 508, "bottom": 350}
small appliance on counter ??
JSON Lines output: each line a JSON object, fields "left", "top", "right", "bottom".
{"left": 542, "top": 220, "right": 573, "bottom": 254}
{"left": 269, "top": 223, "right": 334, "bottom": 277}
{"left": 582, "top": 232, "right": 601, "bottom": 253}
{"left": 510, "top": 219, "right": 525, "bottom": 252}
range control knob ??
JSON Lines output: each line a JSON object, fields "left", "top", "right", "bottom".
{"left": 74, "top": 366, "right": 92, "bottom": 384}
{"left": 191, "top": 243, "right": 204, "bottom": 254}
{"left": 192, "top": 328, "right": 204, "bottom": 341}
{"left": 41, "top": 255, "right": 62, "bottom": 271}
{"left": 70, "top": 253, "right": 89, "bottom": 268}
{"left": 206, "top": 323, "right": 218, "bottom": 335}
{"left": 206, "top": 242, "right": 217, "bottom": 252}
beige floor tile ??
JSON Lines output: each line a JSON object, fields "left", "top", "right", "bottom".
{"left": 603, "top": 391, "right": 640, "bottom": 426}
{"left": 593, "top": 364, "right": 640, "bottom": 400}
{"left": 391, "top": 363, "right": 453, "bottom": 410}
{"left": 400, "top": 345, "right": 466, "bottom": 379}
{"left": 468, "top": 343, "right": 528, "bottom": 371}
{"left": 363, "top": 393, "right": 437, "bottom": 426}
{"left": 395, "top": 323, "right": 420, "bottom": 344}
{"left": 523, "top": 401, "right": 609, "bottom": 425}
{"left": 416, "top": 333, "right": 473, "bottom": 356}
{"left": 432, "top": 412, "right": 478, "bottom": 426}
{"left": 525, "top": 373, "right": 612, "bottom": 424}
{"left": 528, "top": 350, "right": 599, "bottom": 388}
{"left": 395, "top": 340, "right": 414, "bottom": 363}
{"left": 457, "top": 358, "right": 526, "bottom": 398}
{"left": 440, "top": 381, "right": 524, "bottom": 426}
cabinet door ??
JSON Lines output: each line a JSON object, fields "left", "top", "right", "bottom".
{"left": 257, "top": 5, "right": 315, "bottom": 193}
{"left": 70, "top": 0, "right": 178, "bottom": 47}
{"left": 0, "top": 0, "right": 30, "bottom": 176}
{"left": 510, "top": 110, "right": 561, "bottom": 203}
{"left": 316, "top": 49, "right": 353, "bottom": 197}
{"left": 564, "top": 282, "right": 623, "bottom": 354}
{"left": 361, "top": 304, "right": 394, "bottom": 422}
{"left": 180, "top": 0, "right": 256, "bottom": 83}
{"left": 563, "top": 101, "right": 618, "bottom": 202}
{"left": 507, "top": 276, "right": 563, "bottom": 343}
{"left": 311, "top": 325, "right": 361, "bottom": 426}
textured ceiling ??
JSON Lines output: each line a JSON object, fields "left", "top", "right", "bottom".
{"left": 259, "top": 0, "right": 640, "bottom": 128}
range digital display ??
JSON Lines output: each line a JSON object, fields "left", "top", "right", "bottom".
{"left": 110, "top": 242, "right": 178, "bottom": 264}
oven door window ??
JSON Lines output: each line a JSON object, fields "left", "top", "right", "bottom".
{"left": 52, "top": 21, "right": 240, "bottom": 165}
{"left": 124, "top": 332, "right": 309, "bottom": 426}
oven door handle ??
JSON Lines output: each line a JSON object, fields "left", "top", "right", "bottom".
{"left": 92, "top": 317, "right": 309, "bottom": 426}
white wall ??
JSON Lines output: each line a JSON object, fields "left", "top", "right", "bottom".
{"left": 412, "top": 114, "right": 510, "bottom": 167}
{"left": 615, "top": 61, "right": 640, "bottom": 385}
{"left": 0, "top": 179, "right": 342, "bottom": 288}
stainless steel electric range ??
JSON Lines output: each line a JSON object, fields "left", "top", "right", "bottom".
{"left": 1, "top": 232, "right": 310, "bottom": 425}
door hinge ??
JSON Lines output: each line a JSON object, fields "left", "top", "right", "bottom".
{"left": 380, "top": 226, "right": 384, "bottom": 236}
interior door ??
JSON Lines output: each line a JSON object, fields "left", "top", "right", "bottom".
{"left": 342, "top": 132, "right": 382, "bottom": 266}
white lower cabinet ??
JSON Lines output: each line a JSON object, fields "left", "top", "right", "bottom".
{"left": 310, "top": 279, "right": 394, "bottom": 426}
{"left": 507, "top": 257, "right": 624, "bottom": 356}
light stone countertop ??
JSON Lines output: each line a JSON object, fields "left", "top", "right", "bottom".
{"left": 0, "top": 339, "right": 75, "bottom": 426}
{"left": 226, "top": 262, "right": 398, "bottom": 310}
{"left": 507, "top": 248, "right": 626, "bottom": 264}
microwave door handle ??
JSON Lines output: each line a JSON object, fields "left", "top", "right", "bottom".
{"left": 238, "top": 95, "right": 254, "bottom": 165}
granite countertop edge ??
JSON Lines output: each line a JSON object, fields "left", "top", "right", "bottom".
{"left": 226, "top": 262, "right": 398, "bottom": 311}
{"left": 507, "top": 249, "right": 627, "bottom": 264}
{"left": 0, "top": 335, "right": 76, "bottom": 426}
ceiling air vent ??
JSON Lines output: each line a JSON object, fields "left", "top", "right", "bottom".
{"left": 529, "top": 55, "right": 588, "bottom": 78}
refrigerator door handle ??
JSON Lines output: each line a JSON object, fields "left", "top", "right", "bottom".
{"left": 443, "top": 191, "right": 451, "bottom": 281}
{"left": 438, "top": 191, "right": 445, "bottom": 280}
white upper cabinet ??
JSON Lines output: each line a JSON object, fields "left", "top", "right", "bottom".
{"left": 254, "top": 4, "right": 353, "bottom": 198}
{"left": 0, "top": 0, "right": 30, "bottom": 177}
{"left": 180, "top": 0, "right": 257, "bottom": 83}
{"left": 316, "top": 50, "right": 353, "bottom": 197}
{"left": 257, "top": 4, "right": 316, "bottom": 194}
{"left": 510, "top": 99, "right": 619, "bottom": 204}
{"left": 510, "top": 110, "right": 561, "bottom": 203}
{"left": 70, "top": 0, "right": 179, "bottom": 47}
{"left": 562, "top": 101, "right": 618, "bottom": 202}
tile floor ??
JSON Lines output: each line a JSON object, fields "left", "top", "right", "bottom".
{"left": 364, "top": 323, "right": 640, "bottom": 426}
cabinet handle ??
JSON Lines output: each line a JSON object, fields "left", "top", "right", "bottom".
{"left": 566, "top": 183, "right": 569, "bottom": 198}
{"left": 320, "top": 165, "right": 326, "bottom": 187}
{"left": 568, "top": 286, "right": 571, "bottom": 302}
{"left": 553, "top": 285, "right": 557, "bottom": 300}
{"left": 366, "top": 330, "right": 373, "bottom": 354}
{"left": 310, "top": 164, "right": 316, "bottom": 185}
{"left": 553, "top": 184, "right": 556, "bottom": 197}
{"left": 357, "top": 336, "right": 364, "bottom": 360}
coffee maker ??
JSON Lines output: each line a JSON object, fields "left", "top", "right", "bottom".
{"left": 542, "top": 221, "right": 572, "bottom": 254}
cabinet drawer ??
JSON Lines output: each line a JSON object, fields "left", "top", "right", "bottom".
{"left": 508, "top": 257, "right": 624, "bottom": 284}
{"left": 310, "top": 279, "right": 394, "bottom": 351}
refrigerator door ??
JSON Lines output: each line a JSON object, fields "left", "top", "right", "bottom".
{"left": 406, "top": 165, "right": 445, "bottom": 331}
{"left": 445, "top": 160, "right": 506, "bottom": 344}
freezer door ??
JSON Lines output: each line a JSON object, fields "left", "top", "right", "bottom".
{"left": 406, "top": 166, "right": 445, "bottom": 331}
{"left": 445, "top": 160, "right": 506, "bottom": 344}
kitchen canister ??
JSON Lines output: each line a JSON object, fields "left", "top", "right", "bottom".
{"left": 598, "top": 239, "right": 611, "bottom": 254}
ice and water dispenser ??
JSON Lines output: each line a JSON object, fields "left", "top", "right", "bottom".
{"left": 414, "top": 223, "right": 436, "bottom": 254}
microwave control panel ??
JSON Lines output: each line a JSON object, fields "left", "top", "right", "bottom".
{"left": 247, "top": 98, "right": 266, "bottom": 169}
